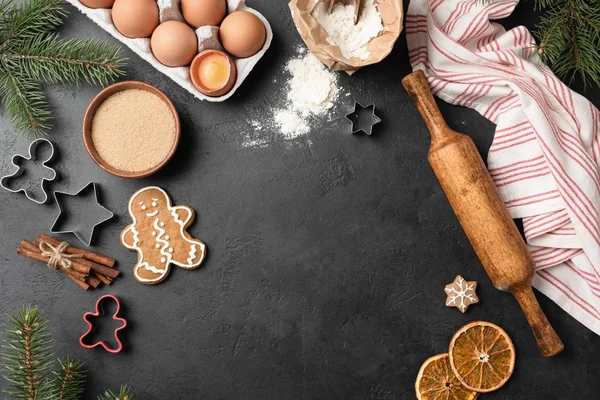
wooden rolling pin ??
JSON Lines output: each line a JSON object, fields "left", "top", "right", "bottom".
{"left": 402, "top": 70, "right": 564, "bottom": 357}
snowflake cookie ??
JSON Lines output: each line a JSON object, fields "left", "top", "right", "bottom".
{"left": 444, "top": 275, "right": 479, "bottom": 313}
{"left": 121, "top": 186, "right": 206, "bottom": 285}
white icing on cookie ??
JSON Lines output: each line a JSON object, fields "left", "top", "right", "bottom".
{"left": 139, "top": 262, "right": 166, "bottom": 274}
{"left": 187, "top": 244, "right": 197, "bottom": 265}
{"left": 171, "top": 208, "right": 186, "bottom": 226}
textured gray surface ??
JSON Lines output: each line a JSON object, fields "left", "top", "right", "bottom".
{"left": 0, "top": 1, "right": 599, "bottom": 399}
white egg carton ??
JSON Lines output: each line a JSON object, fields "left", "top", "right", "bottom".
{"left": 66, "top": 0, "right": 273, "bottom": 102}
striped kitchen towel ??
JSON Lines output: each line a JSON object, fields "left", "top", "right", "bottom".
{"left": 407, "top": 0, "right": 600, "bottom": 335}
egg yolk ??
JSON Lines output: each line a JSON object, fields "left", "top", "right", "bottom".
{"left": 198, "top": 54, "right": 230, "bottom": 90}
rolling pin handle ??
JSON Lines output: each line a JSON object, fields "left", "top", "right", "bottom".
{"left": 401, "top": 70, "right": 449, "bottom": 142}
{"left": 513, "top": 286, "right": 564, "bottom": 357}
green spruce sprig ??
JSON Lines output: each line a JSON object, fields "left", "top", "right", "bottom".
{"left": 1, "top": 306, "right": 133, "bottom": 400}
{"left": 1, "top": 306, "right": 54, "bottom": 399}
{"left": 51, "top": 357, "right": 86, "bottom": 400}
{"left": 97, "top": 385, "right": 134, "bottom": 400}
{"left": 0, "top": 0, "right": 126, "bottom": 136}
{"left": 534, "top": 0, "right": 600, "bottom": 87}
{"left": 477, "top": 0, "right": 600, "bottom": 86}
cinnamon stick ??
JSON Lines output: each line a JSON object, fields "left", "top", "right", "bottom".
{"left": 85, "top": 260, "right": 120, "bottom": 279}
{"left": 35, "top": 235, "right": 118, "bottom": 278}
{"left": 19, "top": 240, "right": 91, "bottom": 275}
{"left": 60, "top": 266, "right": 88, "bottom": 282}
{"left": 17, "top": 246, "right": 53, "bottom": 264}
{"left": 93, "top": 272, "right": 112, "bottom": 286}
{"left": 38, "top": 234, "right": 115, "bottom": 267}
{"left": 62, "top": 270, "right": 89, "bottom": 290}
{"left": 17, "top": 247, "right": 89, "bottom": 290}
{"left": 87, "top": 274, "right": 102, "bottom": 288}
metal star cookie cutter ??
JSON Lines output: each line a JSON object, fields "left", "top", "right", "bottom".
{"left": 80, "top": 295, "right": 127, "bottom": 354}
{"left": 345, "top": 102, "right": 381, "bottom": 135}
{"left": 51, "top": 182, "right": 114, "bottom": 246}
{"left": 0, "top": 138, "right": 57, "bottom": 204}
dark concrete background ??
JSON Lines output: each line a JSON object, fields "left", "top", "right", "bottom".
{"left": 1, "top": 1, "right": 599, "bottom": 399}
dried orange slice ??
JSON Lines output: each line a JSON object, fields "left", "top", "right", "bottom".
{"left": 448, "top": 321, "right": 516, "bottom": 393}
{"left": 415, "top": 354, "right": 479, "bottom": 400}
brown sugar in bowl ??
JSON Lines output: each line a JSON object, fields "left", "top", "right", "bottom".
{"left": 83, "top": 81, "right": 180, "bottom": 179}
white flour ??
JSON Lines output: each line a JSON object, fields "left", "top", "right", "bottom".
{"left": 242, "top": 47, "right": 340, "bottom": 147}
{"left": 275, "top": 50, "right": 339, "bottom": 138}
{"left": 312, "top": 0, "right": 384, "bottom": 60}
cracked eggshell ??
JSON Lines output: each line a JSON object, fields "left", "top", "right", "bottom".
{"left": 190, "top": 50, "right": 237, "bottom": 97}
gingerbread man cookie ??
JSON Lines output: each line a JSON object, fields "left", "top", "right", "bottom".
{"left": 121, "top": 186, "right": 206, "bottom": 284}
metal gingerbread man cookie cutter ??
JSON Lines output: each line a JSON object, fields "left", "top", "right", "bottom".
{"left": 0, "top": 138, "right": 57, "bottom": 204}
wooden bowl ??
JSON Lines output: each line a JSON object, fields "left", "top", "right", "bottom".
{"left": 82, "top": 81, "right": 180, "bottom": 179}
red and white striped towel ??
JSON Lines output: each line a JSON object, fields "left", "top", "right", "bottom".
{"left": 407, "top": 0, "right": 600, "bottom": 335}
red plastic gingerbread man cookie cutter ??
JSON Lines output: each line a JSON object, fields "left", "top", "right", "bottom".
{"left": 80, "top": 295, "right": 127, "bottom": 354}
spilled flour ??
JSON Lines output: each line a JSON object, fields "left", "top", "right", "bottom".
{"left": 241, "top": 47, "right": 341, "bottom": 147}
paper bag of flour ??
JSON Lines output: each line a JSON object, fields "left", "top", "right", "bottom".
{"left": 289, "top": 0, "right": 403, "bottom": 75}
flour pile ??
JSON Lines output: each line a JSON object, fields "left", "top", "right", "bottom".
{"left": 275, "top": 49, "right": 339, "bottom": 138}
{"left": 241, "top": 47, "right": 341, "bottom": 147}
{"left": 312, "top": 0, "right": 384, "bottom": 60}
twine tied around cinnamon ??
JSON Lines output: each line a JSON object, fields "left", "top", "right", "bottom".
{"left": 38, "top": 241, "right": 83, "bottom": 271}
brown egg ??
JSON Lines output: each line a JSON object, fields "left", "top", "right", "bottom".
{"left": 112, "top": 0, "right": 159, "bottom": 38}
{"left": 151, "top": 21, "right": 198, "bottom": 67}
{"left": 181, "top": 0, "right": 227, "bottom": 28}
{"left": 79, "top": 0, "right": 115, "bottom": 9}
{"left": 219, "top": 11, "right": 266, "bottom": 58}
{"left": 190, "top": 50, "right": 237, "bottom": 97}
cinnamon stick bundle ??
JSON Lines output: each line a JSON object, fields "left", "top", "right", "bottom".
{"left": 16, "top": 246, "right": 90, "bottom": 290}
{"left": 34, "top": 235, "right": 119, "bottom": 279}
{"left": 20, "top": 240, "right": 91, "bottom": 275}
{"left": 38, "top": 233, "right": 115, "bottom": 267}
{"left": 17, "top": 234, "right": 119, "bottom": 291}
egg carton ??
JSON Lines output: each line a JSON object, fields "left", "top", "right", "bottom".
{"left": 66, "top": 0, "right": 273, "bottom": 102}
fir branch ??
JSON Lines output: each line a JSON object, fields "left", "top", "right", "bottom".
{"left": 0, "top": 0, "right": 126, "bottom": 135}
{"left": 2, "top": 34, "right": 126, "bottom": 86}
{"left": 0, "top": 0, "right": 65, "bottom": 50}
{"left": 0, "top": 0, "right": 13, "bottom": 38}
{"left": 98, "top": 385, "right": 134, "bottom": 400}
{"left": 477, "top": 0, "right": 600, "bottom": 86}
{"left": 51, "top": 357, "right": 86, "bottom": 400}
{"left": 0, "top": 66, "right": 52, "bottom": 135}
{"left": 1, "top": 306, "right": 53, "bottom": 400}
{"left": 535, "top": 0, "right": 600, "bottom": 86}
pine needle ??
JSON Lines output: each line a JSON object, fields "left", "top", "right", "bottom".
{"left": 0, "top": 67, "right": 52, "bottom": 134}
{"left": 476, "top": 0, "right": 600, "bottom": 87}
{"left": 98, "top": 385, "right": 134, "bottom": 400}
{"left": 0, "top": 0, "right": 126, "bottom": 136}
{"left": 1, "top": 306, "right": 54, "bottom": 399}
{"left": 3, "top": 34, "right": 126, "bottom": 86}
{"left": 51, "top": 357, "right": 86, "bottom": 400}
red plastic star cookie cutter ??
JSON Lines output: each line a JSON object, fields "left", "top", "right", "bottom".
{"left": 80, "top": 295, "right": 127, "bottom": 354}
